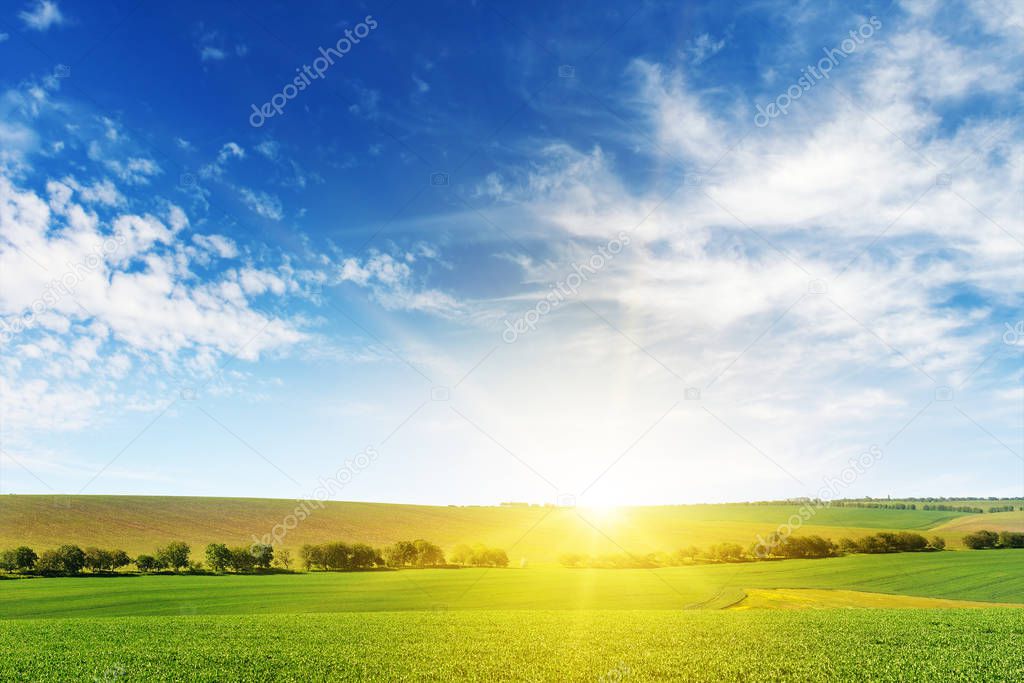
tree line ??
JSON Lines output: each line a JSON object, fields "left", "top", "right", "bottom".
{"left": 298, "top": 540, "right": 509, "bottom": 570}
{"left": 1, "top": 539, "right": 509, "bottom": 576}
{"left": 921, "top": 504, "right": 985, "bottom": 513}
{"left": 559, "top": 531, "right": 948, "bottom": 568}
{"left": 962, "top": 530, "right": 1024, "bottom": 549}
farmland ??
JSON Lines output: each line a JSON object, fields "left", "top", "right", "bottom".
{"left": 3, "top": 498, "right": 1024, "bottom": 681}
{"left": 2, "top": 610, "right": 1022, "bottom": 682}
{"left": 3, "top": 551, "right": 1023, "bottom": 620}
{"left": 2, "top": 495, "right": 1020, "bottom": 563}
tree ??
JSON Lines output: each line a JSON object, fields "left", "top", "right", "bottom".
{"left": 413, "top": 539, "right": 445, "bottom": 566}
{"left": 39, "top": 545, "right": 86, "bottom": 574}
{"left": 205, "top": 544, "right": 231, "bottom": 573}
{"left": 300, "top": 544, "right": 325, "bottom": 571}
{"left": 156, "top": 542, "right": 191, "bottom": 572}
{"left": 837, "top": 537, "right": 859, "bottom": 554}
{"left": 250, "top": 544, "right": 274, "bottom": 569}
{"left": 929, "top": 536, "right": 946, "bottom": 551}
{"left": 559, "top": 552, "right": 585, "bottom": 567}
{"left": 135, "top": 554, "right": 160, "bottom": 572}
{"left": 0, "top": 546, "right": 37, "bottom": 572}
{"left": 274, "top": 548, "right": 293, "bottom": 570}
{"left": 228, "top": 547, "right": 256, "bottom": 573}
{"left": 963, "top": 530, "right": 999, "bottom": 549}
{"left": 383, "top": 541, "right": 417, "bottom": 567}
{"left": 350, "top": 543, "right": 380, "bottom": 569}
{"left": 110, "top": 550, "right": 132, "bottom": 570}
{"left": 999, "top": 531, "right": 1024, "bottom": 548}
{"left": 84, "top": 547, "right": 114, "bottom": 572}
{"left": 483, "top": 547, "right": 509, "bottom": 567}
{"left": 450, "top": 544, "right": 474, "bottom": 565}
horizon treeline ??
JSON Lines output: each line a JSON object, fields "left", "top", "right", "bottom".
{"left": 0, "top": 538, "right": 510, "bottom": 577}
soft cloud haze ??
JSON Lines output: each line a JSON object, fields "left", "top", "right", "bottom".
{"left": 0, "top": 0, "right": 1020, "bottom": 506}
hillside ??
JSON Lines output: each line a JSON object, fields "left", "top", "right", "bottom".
{"left": 2, "top": 495, "right": 1019, "bottom": 563}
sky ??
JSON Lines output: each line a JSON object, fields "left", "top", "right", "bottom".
{"left": 0, "top": 0, "right": 1021, "bottom": 507}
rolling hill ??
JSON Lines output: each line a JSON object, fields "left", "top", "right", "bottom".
{"left": 2, "top": 495, "right": 1019, "bottom": 563}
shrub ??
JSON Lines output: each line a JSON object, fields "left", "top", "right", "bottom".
{"left": 998, "top": 531, "right": 1024, "bottom": 548}
{"left": 963, "top": 530, "right": 1000, "bottom": 549}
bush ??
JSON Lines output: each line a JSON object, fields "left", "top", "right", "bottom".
{"left": 998, "top": 531, "right": 1024, "bottom": 548}
{"left": 929, "top": 536, "right": 946, "bottom": 550}
{"left": 963, "top": 530, "right": 1000, "bottom": 549}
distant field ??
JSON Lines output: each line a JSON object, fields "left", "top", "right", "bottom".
{"left": 2, "top": 610, "right": 1022, "bottom": 682}
{"left": 3, "top": 551, "right": 1022, "bottom": 620}
{"left": 2, "top": 495, "right": 1016, "bottom": 562}
{"left": 933, "top": 510, "right": 1024, "bottom": 534}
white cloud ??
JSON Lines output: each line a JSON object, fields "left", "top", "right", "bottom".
{"left": 686, "top": 33, "right": 725, "bottom": 64}
{"left": 192, "top": 233, "right": 238, "bottom": 258}
{"left": 200, "top": 46, "right": 226, "bottom": 61}
{"left": 336, "top": 248, "right": 459, "bottom": 316}
{"left": 19, "top": 0, "right": 63, "bottom": 31}
{"left": 238, "top": 187, "right": 283, "bottom": 220}
{"left": 0, "top": 174, "right": 308, "bottom": 439}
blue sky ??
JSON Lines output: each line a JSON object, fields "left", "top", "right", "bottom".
{"left": 0, "top": 0, "right": 1021, "bottom": 506}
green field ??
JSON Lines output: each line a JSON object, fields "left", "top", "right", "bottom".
{"left": 3, "top": 495, "right": 1018, "bottom": 563}
{"left": 4, "top": 497, "right": 1024, "bottom": 681}
{"left": 2, "top": 610, "right": 1022, "bottom": 681}
{"left": 3, "top": 551, "right": 1022, "bottom": 620}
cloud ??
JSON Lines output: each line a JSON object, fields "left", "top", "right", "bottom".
{"left": 453, "top": 3, "right": 1023, "bottom": 494}
{"left": 192, "top": 233, "right": 238, "bottom": 258}
{"left": 19, "top": 0, "right": 63, "bottom": 31}
{"left": 0, "top": 173, "right": 308, "bottom": 439}
{"left": 194, "top": 24, "right": 248, "bottom": 63}
{"left": 199, "top": 141, "right": 245, "bottom": 179}
{"left": 238, "top": 187, "right": 283, "bottom": 220}
{"left": 200, "top": 46, "right": 226, "bottom": 62}
{"left": 335, "top": 248, "right": 459, "bottom": 316}
{"left": 686, "top": 33, "right": 725, "bottom": 64}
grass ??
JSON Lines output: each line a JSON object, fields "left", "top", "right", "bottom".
{"left": 1, "top": 495, "right": 1009, "bottom": 562}
{"left": 3, "top": 551, "right": 1022, "bottom": 620}
{"left": 731, "top": 588, "right": 1024, "bottom": 609}
{"left": 2, "top": 610, "right": 1023, "bottom": 681}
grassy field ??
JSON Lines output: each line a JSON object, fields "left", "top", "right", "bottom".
{"left": 2, "top": 610, "right": 1022, "bottom": 681}
{"left": 3, "top": 551, "right": 1022, "bottom": 620}
{"left": 3, "top": 495, "right": 1018, "bottom": 562}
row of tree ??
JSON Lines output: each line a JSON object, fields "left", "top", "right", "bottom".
{"left": 921, "top": 504, "right": 985, "bottom": 513}
{"left": 298, "top": 540, "right": 509, "bottom": 570}
{"left": 300, "top": 542, "right": 384, "bottom": 570}
{"left": 962, "top": 530, "right": 1024, "bottom": 549}
{"left": 449, "top": 544, "right": 509, "bottom": 567}
{"left": 559, "top": 532, "right": 948, "bottom": 568}
{"left": 0, "top": 545, "right": 134, "bottom": 575}
{"left": 830, "top": 502, "right": 918, "bottom": 510}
